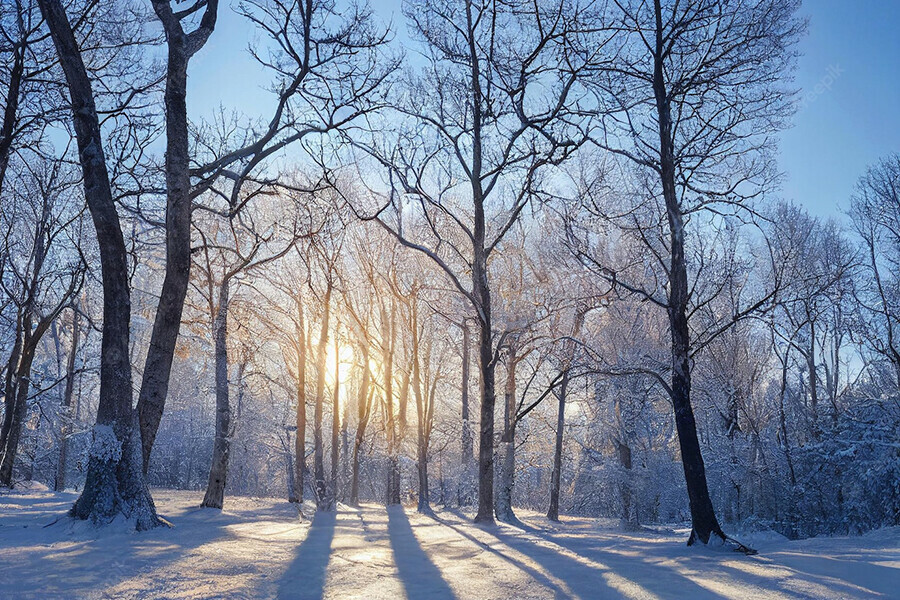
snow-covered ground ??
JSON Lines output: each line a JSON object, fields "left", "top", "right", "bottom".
{"left": 0, "top": 488, "right": 897, "bottom": 599}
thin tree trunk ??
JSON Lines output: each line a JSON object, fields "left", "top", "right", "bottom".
{"left": 350, "top": 339, "right": 370, "bottom": 506}
{"left": 40, "top": 0, "right": 159, "bottom": 529}
{"left": 411, "top": 305, "right": 430, "bottom": 514}
{"left": 201, "top": 279, "right": 231, "bottom": 509}
{"left": 459, "top": 320, "right": 473, "bottom": 506}
{"left": 547, "top": 369, "right": 569, "bottom": 521}
{"left": 330, "top": 332, "right": 340, "bottom": 508}
{"left": 56, "top": 307, "right": 80, "bottom": 491}
{"left": 495, "top": 347, "right": 517, "bottom": 523}
{"left": 292, "top": 300, "right": 307, "bottom": 503}
{"left": 313, "top": 281, "right": 333, "bottom": 510}
{"left": 383, "top": 299, "right": 400, "bottom": 506}
{"left": 0, "top": 9, "right": 24, "bottom": 199}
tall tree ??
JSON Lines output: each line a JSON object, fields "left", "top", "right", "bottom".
{"left": 37, "top": 0, "right": 160, "bottom": 529}
{"left": 355, "top": 0, "right": 591, "bottom": 523}
{"left": 577, "top": 0, "right": 803, "bottom": 547}
{"left": 137, "top": 0, "right": 219, "bottom": 473}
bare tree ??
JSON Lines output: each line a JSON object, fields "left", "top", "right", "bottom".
{"left": 38, "top": 0, "right": 160, "bottom": 529}
{"left": 354, "top": 0, "right": 592, "bottom": 524}
{"left": 573, "top": 0, "right": 803, "bottom": 548}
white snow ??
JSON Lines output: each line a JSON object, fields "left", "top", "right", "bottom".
{"left": 0, "top": 488, "right": 897, "bottom": 599}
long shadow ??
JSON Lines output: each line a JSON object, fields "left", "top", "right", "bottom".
{"left": 451, "top": 511, "right": 730, "bottom": 600}
{"left": 277, "top": 510, "right": 337, "bottom": 600}
{"left": 388, "top": 507, "right": 457, "bottom": 600}
{"left": 0, "top": 491, "right": 250, "bottom": 597}
{"left": 431, "top": 512, "right": 579, "bottom": 598}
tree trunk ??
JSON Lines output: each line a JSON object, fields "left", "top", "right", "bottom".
{"left": 652, "top": 0, "right": 724, "bottom": 546}
{"left": 0, "top": 350, "right": 34, "bottom": 485}
{"left": 383, "top": 299, "right": 401, "bottom": 506}
{"left": 56, "top": 307, "right": 80, "bottom": 491}
{"left": 495, "top": 347, "right": 517, "bottom": 523}
{"left": 201, "top": 279, "right": 231, "bottom": 509}
{"left": 0, "top": 315, "right": 23, "bottom": 459}
{"left": 547, "top": 369, "right": 568, "bottom": 521}
{"left": 350, "top": 340, "right": 370, "bottom": 506}
{"left": 138, "top": 0, "right": 219, "bottom": 474}
{"left": 458, "top": 320, "right": 474, "bottom": 506}
{"left": 292, "top": 300, "right": 307, "bottom": 503}
{"left": 411, "top": 305, "right": 430, "bottom": 514}
{"left": 313, "top": 281, "right": 333, "bottom": 510}
{"left": 40, "top": 0, "right": 159, "bottom": 529}
{"left": 0, "top": 13, "right": 24, "bottom": 199}
{"left": 330, "top": 332, "right": 340, "bottom": 509}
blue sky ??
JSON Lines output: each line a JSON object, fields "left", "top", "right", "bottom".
{"left": 187, "top": 0, "right": 900, "bottom": 221}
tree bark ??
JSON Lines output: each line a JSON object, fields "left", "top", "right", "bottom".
{"left": 138, "top": 0, "right": 219, "bottom": 474}
{"left": 652, "top": 0, "right": 723, "bottom": 545}
{"left": 313, "top": 281, "right": 333, "bottom": 510}
{"left": 350, "top": 339, "right": 370, "bottom": 506}
{"left": 40, "top": 0, "right": 159, "bottom": 529}
{"left": 56, "top": 307, "right": 80, "bottom": 491}
{"left": 330, "top": 332, "right": 340, "bottom": 508}
{"left": 292, "top": 299, "right": 307, "bottom": 503}
{"left": 495, "top": 346, "right": 518, "bottom": 523}
{"left": 547, "top": 369, "right": 568, "bottom": 521}
{"left": 383, "top": 299, "right": 401, "bottom": 506}
{"left": 201, "top": 279, "right": 231, "bottom": 508}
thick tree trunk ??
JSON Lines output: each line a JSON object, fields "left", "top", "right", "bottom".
{"left": 56, "top": 307, "right": 80, "bottom": 491}
{"left": 313, "top": 282, "right": 333, "bottom": 510}
{"left": 138, "top": 0, "right": 219, "bottom": 474}
{"left": 547, "top": 370, "right": 568, "bottom": 521}
{"left": 652, "top": 0, "right": 724, "bottom": 546}
{"left": 495, "top": 348, "right": 517, "bottom": 523}
{"left": 473, "top": 305, "right": 495, "bottom": 523}
{"left": 40, "top": 0, "right": 159, "bottom": 529}
{"left": 201, "top": 280, "right": 231, "bottom": 509}
{"left": 292, "top": 301, "right": 307, "bottom": 504}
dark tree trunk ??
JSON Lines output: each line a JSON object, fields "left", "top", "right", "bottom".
{"left": 330, "top": 334, "right": 340, "bottom": 508}
{"left": 40, "top": 0, "right": 159, "bottom": 529}
{"left": 547, "top": 369, "right": 569, "bottom": 522}
{"left": 652, "top": 0, "right": 723, "bottom": 545}
{"left": 0, "top": 13, "right": 24, "bottom": 198}
{"left": 411, "top": 305, "right": 430, "bottom": 514}
{"left": 201, "top": 280, "right": 231, "bottom": 509}
{"left": 458, "top": 320, "right": 474, "bottom": 506}
{"left": 0, "top": 316, "right": 23, "bottom": 459}
{"left": 138, "top": 0, "right": 219, "bottom": 474}
{"left": 495, "top": 347, "right": 518, "bottom": 523}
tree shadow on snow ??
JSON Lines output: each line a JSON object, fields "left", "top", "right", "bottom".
{"left": 387, "top": 507, "right": 456, "bottom": 600}
{"left": 447, "top": 510, "right": 729, "bottom": 600}
{"left": 277, "top": 510, "right": 336, "bottom": 600}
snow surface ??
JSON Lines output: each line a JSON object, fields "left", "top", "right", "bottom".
{"left": 0, "top": 488, "right": 897, "bottom": 599}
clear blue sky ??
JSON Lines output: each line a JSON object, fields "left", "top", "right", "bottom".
{"left": 187, "top": 0, "right": 900, "bottom": 221}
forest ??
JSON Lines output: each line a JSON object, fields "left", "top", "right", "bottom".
{"left": 0, "top": 0, "right": 898, "bottom": 598}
